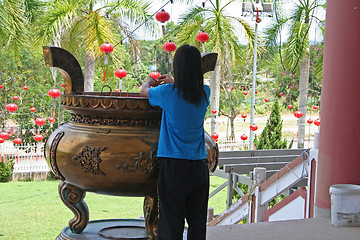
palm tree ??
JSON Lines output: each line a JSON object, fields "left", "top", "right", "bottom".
{"left": 265, "top": 0, "right": 325, "bottom": 148}
{"left": 173, "top": 0, "right": 255, "bottom": 135}
{"left": 36, "top": 0, "right": 155, "bottom": 91}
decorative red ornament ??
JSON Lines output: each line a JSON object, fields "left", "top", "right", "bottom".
{"left": 34, "top": 134, "right": 44, "bottom": 142}
{"left": 250, "top": 124, "right": 258, "bottom": 131}
{"left": 211, "top": 133, "right": 219, "bottom": 142}
{"left": 156, "top": 9, "right": 170, "bottom": 23}
{"left": 48, "top": 88, "right": 61, "bottom": 98}
{"left": 294, "top": 110, "right": 303, "bottom": 118}
{"left": 13, "top": 96, "right": 19, "bottom": 101}
{"left": 163, "top": 41, "right": 177, "bottom": 53}
{"left": 115, "top": 68, "right": 127, "bottom": 78}
{"left": 14, "top": 138, "right": 22, "bottom": 144}
{"left": 6, "top": 103, "right": 18, "bottom": 112}
{"left": 0, "top": 138, "right": 4, "bottom": 143}
{"left": 314, "top": 119, "right": 321, "bottom": 126}
{"left": 313, "top": 105, "right": 319, "bottom": 110}
{"left": 23, "top": 86, "right": 28, "bottom": 90}
{"left": 49, "top": 117, "right": 55, "bottom": 123}
{"left": 149, "top": 71, "right": 161, "bottom": 80}
{"left": 307, "top": 94, "right": 310, "bottom": 97}
{"left": 307, "top": 119, "right": 313, "bottom": 124}
{"left": 30, "top": 107, "right": 36, "bottom": 112}
{"left": 287, "top": 104, "right": 293, "bottom": 109}
{"left": 241, "top": 114, "right": 247, "bottom": 119}
{"left": 0, "top": 132, "right": 9, "bottom": 140}
{"left": 240, "top": 134, "right": 248, "bottom": 141}
{"left": 114, "top": 89, "right": 120, "bottom": 92}
{"left": 264, "top": 98, "right": 269, "bottom": 102}
{"left": 35, "top": 118, "right": 46, "bottom": 126}
{"left": 0, "top": 85, "right": 3, "bottom": 89}
{"left": 211, "top": 109, "right": 217, "bottom": 114}
{"left": 100, "top": 42, "right": 114, "bottom": 54}
{"left": 279, "top": 92, "right": 284, "bottom": 96}
{"left": 243, "top": 91, "right": 248, "bottom": 96}
{"left": 196, "top": 32, "right": 209, "bottom": 43}
{"left": 231, "top": 87, "right": 234, "bottom": 90}
{"left": 61, "top": 83, "right": 65, "bottom": 88}
{"left": 255, "top": 90, "right": 258, "bottom": 94}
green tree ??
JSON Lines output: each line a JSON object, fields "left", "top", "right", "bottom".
{"left": 173, "top": 0, "right": 256, "bottom": 135}
{"left": 265, "top": 0, "right": 326, "bottom": 148}
{"left": 254, "top": 99, "right": 288, "bottom": 149}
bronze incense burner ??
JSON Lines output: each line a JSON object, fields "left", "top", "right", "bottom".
{"left": 43, "top": 46, "right": 218, "bottom": 239}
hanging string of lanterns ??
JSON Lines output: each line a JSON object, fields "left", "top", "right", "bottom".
{"left": 100, "top": 42, "right": 114, "bottom": 82}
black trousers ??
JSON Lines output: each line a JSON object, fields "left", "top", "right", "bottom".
{"left": 157, "top": 157, "right": 209, "bottom": 240}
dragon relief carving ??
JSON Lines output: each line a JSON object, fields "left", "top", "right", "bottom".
{"left": 73, "top": 146, "right": 107, "bottom": 175}
{"left": 116, "top": 151, "right": 157, "bottom": 175}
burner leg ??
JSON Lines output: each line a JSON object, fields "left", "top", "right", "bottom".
{"left": 143, "top": 191, "right": 158, "bottom": 239}
{"left": 59, "top": 181, "right": 89, "bottom": 234}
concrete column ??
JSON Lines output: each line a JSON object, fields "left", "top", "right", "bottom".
{"left": 315, "top": 0, "right": 360, "bottom": 217}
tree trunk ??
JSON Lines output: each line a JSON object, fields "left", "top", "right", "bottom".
{"left": 230, "top": 116, "right": 235, "bottom": 140}
{"left": 298, "top": 49, "right": 310, "bottom": 148}
{"left": 210, "top": 58, "right": 221, "bottom": 135}
{"left": 84, "top": 51, "right": 95, "bottom": 92}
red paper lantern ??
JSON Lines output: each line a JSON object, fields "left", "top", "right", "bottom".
{"left": 196, "top": 32, "right": 209, "bottom": 43}
{"left": 211, "top": 109, "right": 217, "bottom": 114}
{"left": 156, "top": 9, "right": 170, "bottom": 23}
{"left": 211, "top": 133, "right": 219, "bottom": 142}
{"left": 279, "top": 92, "right": 284, "bottom": 96}
{"left": 255, "top": 90, "right": 258, "bottom": 94}
{"left": 48, "top": 88, "right": 61, "bottom": 98}
{"left": 241, "top": 134, "right": 248, "bottom": 141}
{"left": 115, "top": 68, "right": 127, "bottom": 78}
{"left": 30, "top": 107, "right": 36, "bottom": 112}
{"left": 0, "top": 85, "right": 3, "bottom": 89}
{"left": 294, "top": 110, "right": 303, "bottom": 118}
{"left": 250, "top": 124, "right": 258, "bottom": 131}
{"left": 0, "top": 138, "right": 4, "bottom": 143}
{"left": 6, "top": 103, "right": 18, "bottom": 112}
{"left": 34, "top": 134, "right": 44, "bottom": 142}
{"left": 307, "top": 119, "right": 313, "bottom": 124}
{"left": 243, "top": 91, "right": 248, "bottom": 96}
{"left": 14, "top": 138, "right": 22, "bottom": 144}
{"left": 114, "top": 89, "right": 120, "bottom": 92}
{"left": 287, "top": 104, "right": 293, "bottom": 109}
{"left": 35, "top": 118, "right": 46, "bottom": 126}
{"left": 163, "top": 41, "right": 177, "bottom": 52}
{"left": 313, "top": 105, "right": 319, "bottom": 110}
{"left": 149, "top": 71, "right": 161, "bottom": 80}
{"left": 264, "top": 98, "right": 269, "bottom": 102}
{"left": 231, "top": 87, "right": 234, "bottom": 90}
{"left": 0, "top": 132, "right": 9, "bottom": 140}
{"left": 23, "top": 86, "right": 28, "bottom": 90}
{"left": 61, "top": 83, "right": 65, "bottom": 88}
{"left": 314, "top": 119, "right": 321, "bottom": 126}
{"left": 49, "top": 117, "right": 55, "bottom": 123}
{"left": 13, "top": 96, "right": 19, "bottom": 101}
{"left": 100, "top": 42, "right": 114, "bottom": 54}
{"left": 241, "top": 114, "right": 247, "bottom": 119}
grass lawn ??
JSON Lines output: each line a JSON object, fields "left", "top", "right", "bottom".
{"left": 0, "top": 176, "right": 227, "bottom": 240}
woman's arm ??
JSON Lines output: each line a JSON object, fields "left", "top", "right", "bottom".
{"left": 140, "top": 77, "right": 160, "bottom": 97}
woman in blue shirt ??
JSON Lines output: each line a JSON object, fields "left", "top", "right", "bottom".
{"left": 141, "top": 44, "right": 210, "bottom": 240}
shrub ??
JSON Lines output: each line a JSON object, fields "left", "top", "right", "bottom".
{"left": 0, "top": 158, "right": 15, "bottom": 182}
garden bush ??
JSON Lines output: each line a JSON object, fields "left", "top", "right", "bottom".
{"left": 0, "top": 158, "right": 15, "bottom": 182}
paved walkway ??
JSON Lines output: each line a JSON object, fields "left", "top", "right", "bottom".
{"left": 207, "top": 217, "right": 360, "bottom": 240}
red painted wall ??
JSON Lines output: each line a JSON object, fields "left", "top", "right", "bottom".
{"left": 315, "top": 0, "right": 360, "bottom": 209}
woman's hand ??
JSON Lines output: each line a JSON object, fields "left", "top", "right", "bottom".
{"left": 158, "top": 74, "right": 174, "bottom": 84}
{"left": 140, "top": 77, "right": 160, "bottom": 97}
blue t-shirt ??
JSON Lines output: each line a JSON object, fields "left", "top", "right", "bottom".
{"left": 148, "top": 84, "right": 210, "bottom": 160}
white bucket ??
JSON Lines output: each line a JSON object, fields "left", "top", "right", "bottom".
{"left": 329, "top": 184, "right": 360, "bottom": 227}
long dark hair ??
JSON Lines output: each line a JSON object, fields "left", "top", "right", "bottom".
{"left": 172, "top": 44, "right": 207, "bottom": 106}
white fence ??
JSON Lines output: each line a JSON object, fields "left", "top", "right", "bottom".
{"left": 0, "top": 142, "right": 49, "bottom": 179}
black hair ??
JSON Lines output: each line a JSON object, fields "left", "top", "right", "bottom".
{"left": 172, "top": 44, "right": 207, "bottom": 106}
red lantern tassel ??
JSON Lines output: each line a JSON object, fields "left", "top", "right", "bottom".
{"left": 102, "top": 66, "right": 107, "bottom": 82}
